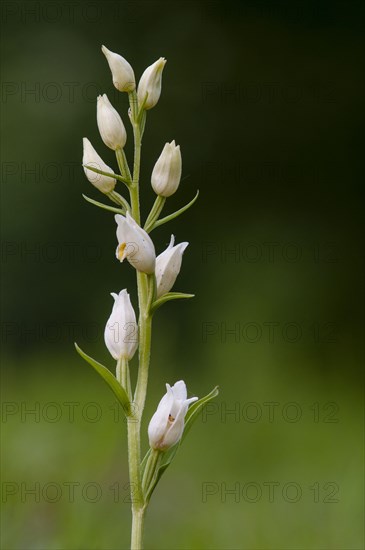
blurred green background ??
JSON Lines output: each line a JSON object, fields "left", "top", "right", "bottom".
{"left": 1, "top": 1, "right": 364, "bottom": 549}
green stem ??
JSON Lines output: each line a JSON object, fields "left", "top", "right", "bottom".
{"left": 117, "top": 358, "right": 144, "bottom": 548}
{"left": 131, "top": 507, "right": 145, "bottom": 550}
{"left": 128, "top": 414, "right": 144, "bottom": 546}
{"left": 134, "top": 302, "right": 152, "bottom": 413}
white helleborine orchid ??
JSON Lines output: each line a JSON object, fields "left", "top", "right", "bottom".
{"left": 97, "top": 94, "right": 127, "bottom": 151}
{"left": 151, "top": 140, "right": 182, "bottom": 197}
{"left": 155, "top": 235, "right": 188, "bottom": 298}
{"left": 137, "top": 57, "right": 166, "bottom": 110}
{"left": 101, "top": 45, "right": 136, "bottom": 93}
{"left": 115, "top": 212, "right": 156, "bottom": 274}
{"left": 148, "top": 380, "right": 198, "bottom": 451}
{"left": 104, "top": 289, "right": 138, "bottom": 360}
{"left": 82, "top": 137, "right": 116, "bottom": 193}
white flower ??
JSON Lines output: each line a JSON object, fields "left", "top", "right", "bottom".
{"left": 97, "top": 94, "right": 127, "bottom": 150}
{"left": 137, "top": 57, "right": 166, "bottom": 110}
{"left": 104, "top": 289, "right": 138, "bottom": 360}
{"left": 155, "top": 235, "right": 188, "bottom": 298}
{"left": 115, "top": 212, "right": 156, "bottom": 274}
{"left": 148, "top": 380, "right": 198, "bottom": 451}
{"left": 151, "top": 140, "right": 182, "bottom": 197}
{"left": 82, "top": 138, "right": 116, "bottom": 193}
{"left": 101, "top": 45, "right": 136, "bottom": 92}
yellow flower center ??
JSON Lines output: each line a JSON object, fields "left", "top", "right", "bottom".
{"left": 118, "top": 242, "right": 127, "bottom": 261}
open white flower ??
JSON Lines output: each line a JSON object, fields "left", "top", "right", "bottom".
{"left": 82, "top": 138, "right": 116, "bottom": 193}
{"left": 115, "top": 212, "right": 156, "bottom": 274}
{"left": 104, "top": 289, "right": 138, "bottom": 360}
{"left": 97, "top": 94, "right": 127, "bottom": 150}
{"left": 155, "top": 235, "right": 188, "bottom": 298}
{"left": 151, "top": 140, "right": 182, "bottom": 197}
{"left": 101, "top": 45, "right": 136, "bottom": 92}
{"left": 137, "top": 57, "right": 166, "bottom": 110}
{"left": 148, "top": 380, "right": 198, "bottom": 451}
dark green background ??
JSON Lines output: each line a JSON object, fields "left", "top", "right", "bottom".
{"left": 1, "top": 1, "right": 364, "bottom": 549}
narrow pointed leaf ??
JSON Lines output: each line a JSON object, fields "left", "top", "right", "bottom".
{"left": 150, "top": 292, "right": 194, "bottom": 315}
{"left": 144, "top": 461, "right": 170, "bottom": 503}
{"left": 107, "top": 190, "right": 131, "bottom": 212}
{"left": 150, "top": 190, "right": 199, "bottom": 231}
{"left": 144, "top": 445, "right": 178, "bottom": 503}
{"left": 144, "top": 196, "right": 166, "bottom": 233}
{"left": 83, "top": 164, "right": 128, "bottom": 184}
{"left": 82, "top": 194, "right": 125, "bottom": 214}
{"left": 74, "top": 343, "right": 131, "bottom": 416}
{"left": 183, "top": 385, "right": 219, "bottom": 440}
{"left": 140, "top": 449, "right": 152, "bottom": 478}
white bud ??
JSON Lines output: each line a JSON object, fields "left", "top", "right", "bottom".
{"left": 151, "top": 140, "right": 182, "bottom": 197}
{"left": 115, "top": 212, "right": 156, "bottom": 274}
{"left": 97, "top": 94, "right": 127, "bottom": 150}
{"left": 104, "top": 289, "right": 138, "bottom": 360}
{"left": 155, "top": 235, "right": 188, "bottom": 298}
{"left": 101, "top": 45, "right": 136, "bottom": 93}
{"left": 137, "top": 57, "right": 166, "bottom": 110}
{"left": 82, "top": 138, "right": 116, "bottom": 193}
{"left": 148, "top": 380, "right": 198, "bottom": 451}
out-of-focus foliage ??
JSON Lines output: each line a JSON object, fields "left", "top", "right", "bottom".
{"left": 1, "top": 1, "right": 364, "bottom": 548}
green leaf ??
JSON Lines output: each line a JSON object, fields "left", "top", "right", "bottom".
{"left": 107, "top": 191, "right": 131, "bottom": 212}
{"left": 183, "top": 385, "right": 219, "bottom": 440}
{"left": 74, "top": 343, "right": 131, "bottom": 416}
{"left": 144, "top": 196, "right": 166, "bottom": 233}
{"left": 82, "top": 194, "right": 125, "bottom": 214}
{"left": 150, "top": 190, "right": 199, "bottom": 231}
{"left": 140, "top": 449, "right": 152, "bottom": 478}
{"left": 144, "top": 461, "right": 169, "bottom": 503}
{"left": 83, "top": 164, "right": 128, "bottom": 185}
{"left": 150, "top": 292, "right": 194, "bottom": 315}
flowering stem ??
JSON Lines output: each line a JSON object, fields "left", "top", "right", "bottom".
{"left": 125, "top": 90, "right": 153, "bottom": 549}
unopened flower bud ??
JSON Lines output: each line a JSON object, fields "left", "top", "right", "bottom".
{"left": 155, "top": 235, "right": 188, "bottom": 298}
{"left": 97, "top": 94, "right": 127, "bottom": 150}
{"left": 148, "top": 380, "right": 198, "bottom": 451}
{"left": 151, "top": 140, "right": 182, "bottom": 197}
{"left": 115, "top": 212, "right": 156, "bottom": 274}
{"left": 104, "top": 289, "right": 138, "bottom": 360}
{"left": 137, "top": 57, "right": 166, "bottom": 110}
{"left": 101, "top": 45, "right": 136, "bottom": 92}
{"left": 82, "top": 138, "right": 116, "bottom": 193}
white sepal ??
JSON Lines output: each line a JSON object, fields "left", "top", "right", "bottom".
{"left": 151, "top": 140, "right": 182, "bottom": 197}
{"left": 104, "top": 289, "right": 138, "bottom": 360}
{"left": 155, "top": 235, "right": 188, "bottom": 298}
{"left": 148, "top": 380, "right": 198, "bottom": 451}
{"left": 82, "top": 137, "right": 116, "bottom": 193}
{"left": 101, "top": 45, "right": 136, "bottom": 92}
{"left": 97, "top": 94, "right": 127, "bottom": 151}
{"left": 115, "top": 212, "right": 156, "bottom": 274}
{"left": 137, "top": 57, "right": 166, "bottom": 110}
